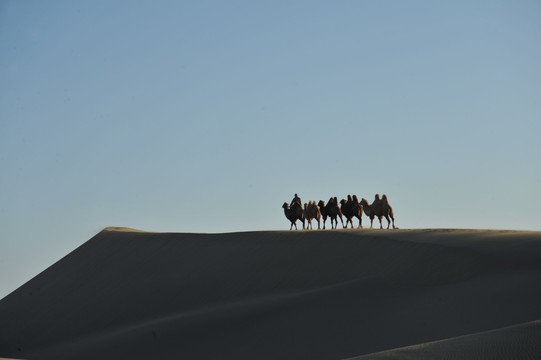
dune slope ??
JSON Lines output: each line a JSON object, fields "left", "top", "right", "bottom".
{"left": 0, "top": 229, "right": 540, "bottom": 359}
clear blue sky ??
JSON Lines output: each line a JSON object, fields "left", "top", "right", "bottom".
{"left": 1, "top": 0, "right": 540, "bottom": 299}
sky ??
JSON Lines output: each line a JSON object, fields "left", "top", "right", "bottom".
{"left": 1, "top": 0, "right": 540, "bottom": 299}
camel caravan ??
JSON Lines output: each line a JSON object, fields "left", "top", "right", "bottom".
{"left": 282, "top": 193, "right": 397, "bottom": 230}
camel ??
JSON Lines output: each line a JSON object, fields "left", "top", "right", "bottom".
{"left": 352, "top": 195, "right": 364, "bottom": 228}
{"left": 304, "top": 201, "right": 321, "bottom": 230}
{"left": 282, "top": 202, "right": 305, "bottom": 230}
{"left": 340, "top": 195, "right": 363, "bottom": 228}
{"left": 329, "top": 197, "right": 345, "bottom": 229}
{"left": 317, "top": 200, "right": 329, "bottom": 229}
{"left": 339, "top": 199, "right": 351, "bottom": 228}
{"left": 360, "top": 194, "right": 396, "bottom": 229}
{"left": 318, "top": 197, "right": 344, "bottom": 229}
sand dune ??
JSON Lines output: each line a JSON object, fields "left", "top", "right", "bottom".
{"left": 1, "top": 228, "right": 540, "bottom": 359}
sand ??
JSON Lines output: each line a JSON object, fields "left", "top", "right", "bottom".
{"left": 1, "top": 228, "right": 540, "bottom": 359}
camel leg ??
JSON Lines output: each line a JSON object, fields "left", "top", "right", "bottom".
{"left": 385, "top": 212, "right": 395, "bottom": 229}
{"left": 384, "top": 215, "right": 391, "bottom": 229}
{"left": 378, "top": 216, "right": 383, "bottom": 229}
{"left": 358, "top": 216, "right": 363, "bottom": 229}
{"left": 317, "top": 219, "right": 321, "bottom": 230}
{"left": 370, "top": 216, "right": 374, "bottom": 229}
{"left": 301, "top": 219, "right": 305, "bottom": 230}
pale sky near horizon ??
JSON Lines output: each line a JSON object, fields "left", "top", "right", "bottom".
{"left": 1, "top": 0, "right": 540, "bottom": 299}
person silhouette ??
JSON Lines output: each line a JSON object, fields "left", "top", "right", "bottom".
{"left": 291, "top": 193, "right": 302, "bottom": 208}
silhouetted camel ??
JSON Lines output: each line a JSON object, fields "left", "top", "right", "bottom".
{"left": 318, "top": 197, "right": 344, "bottom": 229}
{"left": 340, "top": 195, "right": 363, "bottom": 228}
{"left": 282, "top": 202, "right": 305, "bottom": 230}
{"left": 318, "top": 200, "right": 329, "bottom": 229}
{"left": 360, "top": 194, "right": 396, "bottom": 229}
{"left": 329, "top": 197, "right": 344, "bottom": 229}
{"left": 304, "top": 201, "right": 321, "bottom": 230}
{"left": 352, "top": 195, "right": 364, "bottom": 228}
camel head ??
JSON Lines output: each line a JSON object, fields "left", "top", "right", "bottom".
{"left": 318, "top": 200, "right": 325, "bottom": 208}
{"left": 282, "top": 202, "right": 290, "bottom": 210}
{"left": 340, "top": 199, "right": 347, "bottom": 206}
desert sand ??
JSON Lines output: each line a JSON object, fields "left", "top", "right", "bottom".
{"left": 1, "top": 228, "right": 540, "bottom": 359}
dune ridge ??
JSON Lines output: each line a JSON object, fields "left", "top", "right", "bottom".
{"left": 1, "top": 228, "right": 540, "bottom": 359}
{"left": 349, "top": 319, "right": 541, "bottom": 360}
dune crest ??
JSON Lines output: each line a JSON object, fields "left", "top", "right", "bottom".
{"left": 102, "top": 226, "right": 148, "bottom": 233}
{"left": 349, "top": 319, "right": 541, "bottom": 359}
